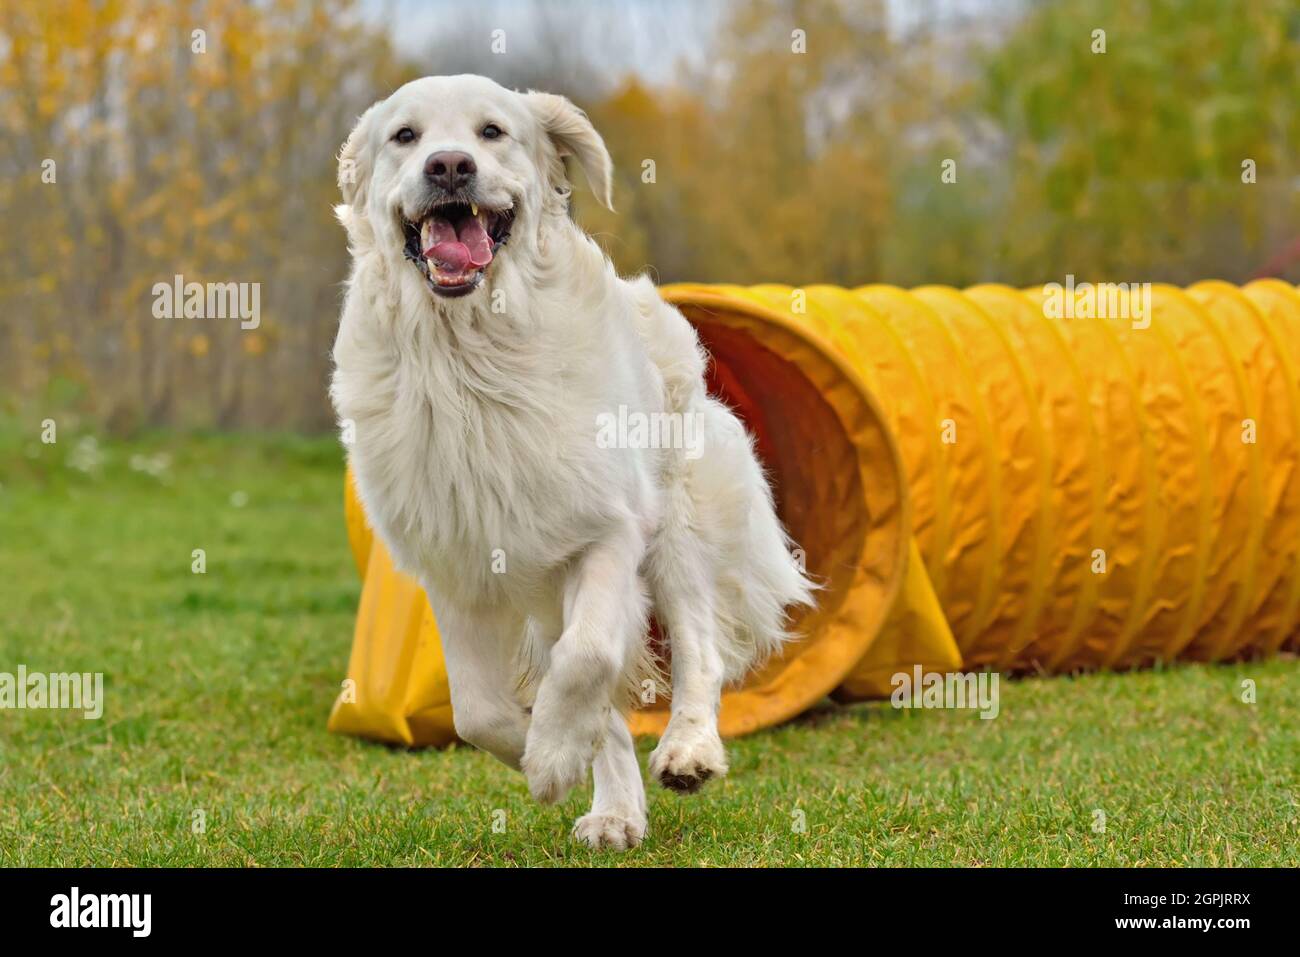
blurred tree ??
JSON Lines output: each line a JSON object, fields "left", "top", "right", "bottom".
{"left": 581, "top": 0, "right": 897, "bottom": 287}
{"left": 0, "top": 0, "right": 400, "bottom": 430}
{"left": 975, "top": 0, "right": 1300, "bottom": 285}
{"left": 2, "top": 0, "right": 1297, "bottom": 431}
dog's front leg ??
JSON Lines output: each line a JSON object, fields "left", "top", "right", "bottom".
{"left": 429, "top": 596, "right": 530, "bottom": 769}
{"left": 521, "top": 519, "right": 648, "bottom": 805}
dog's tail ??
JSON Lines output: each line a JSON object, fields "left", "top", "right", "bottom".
{"left": 711, "top": 412, "right": 818, "bottom": 682}
{"left": 734, "top": 474, "right": 817, "bottom": 673}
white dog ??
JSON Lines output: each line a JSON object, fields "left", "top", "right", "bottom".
{"left": 330, "top": 75, "right": 813, "bottom": 850}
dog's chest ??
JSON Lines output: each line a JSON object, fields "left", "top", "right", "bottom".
{"left": 346, "top": 338, "right": 608, "bottom": 598}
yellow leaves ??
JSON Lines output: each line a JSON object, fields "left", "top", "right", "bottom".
{"left": 191, "top": 194, "right": 243, "bottom": 231}
{"left": 242, "top": 333, "right": 266, "bottom": 357}
{"left": 603, "top": 79, "right": 660, "bottom": 124}
{"left": 0, "top": 0, "right": 399, "bottom": 429}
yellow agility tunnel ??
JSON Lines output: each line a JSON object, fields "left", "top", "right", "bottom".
{"left": 330, "top": 280, "right": 1300, "bottom": 747}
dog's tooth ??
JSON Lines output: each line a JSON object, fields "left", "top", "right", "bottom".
{"left": 471, "top": 202, "right": 478, "bottom": 217}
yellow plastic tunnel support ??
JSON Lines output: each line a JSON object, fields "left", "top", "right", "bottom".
{"left": 330, "top": 280, "right": 1300, "bottom": 746}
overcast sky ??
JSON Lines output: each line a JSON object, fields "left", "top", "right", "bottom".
{"left": 365, "top": 0, "right": 1014, "bottom": 88}
{"left": 370, "top": 0, "right": 723, "bottom": 86}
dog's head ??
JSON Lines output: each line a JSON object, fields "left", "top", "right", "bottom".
{"left": 336, "top": 74, "right": 612, "bottom": 299}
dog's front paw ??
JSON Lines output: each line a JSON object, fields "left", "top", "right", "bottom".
{"left": 572, "top": 810, "right": 646, "bottom": 851}
{"left": 521, "top": 726, "right": 596, "bottom": 804}
{"left": 649, "top": 720, "right": 728, "bottom": 794}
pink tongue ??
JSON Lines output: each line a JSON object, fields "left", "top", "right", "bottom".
{"left": 424, "top": 216, "right": 493, "bottom": 272}
{"left": 456, "top": 215, "right": 494, "bottom": 267}
{"left": 430, "top": 241, "right": 471, "bottom": 271}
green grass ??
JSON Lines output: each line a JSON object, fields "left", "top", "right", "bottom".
{"left": 1, "top": 427, "right": 1297, "bottom": 866}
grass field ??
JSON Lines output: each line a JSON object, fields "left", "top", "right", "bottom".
{"left": 1, "top": 427, "right": 1297, "bottom": 867}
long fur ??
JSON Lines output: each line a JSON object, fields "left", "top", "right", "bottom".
{"left": 329, "top": 76, "right": 813, "bottom": 843}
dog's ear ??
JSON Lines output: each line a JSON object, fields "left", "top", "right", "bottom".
{"left": 526, "top": 92, "right": 614, "bottom": 211}
{"left": 337, "top": 104, "right": 377, "bottom": 210}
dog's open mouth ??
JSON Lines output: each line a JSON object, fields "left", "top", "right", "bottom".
{"left": 403, "top": 201, "right": 514, "bottom": 297}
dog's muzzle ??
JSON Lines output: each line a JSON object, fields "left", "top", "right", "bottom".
{"left": 402, "top": 200, "right": 514, "bottom": 298}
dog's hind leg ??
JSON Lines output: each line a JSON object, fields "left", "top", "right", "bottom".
{"left": 573, "top": 712, "right": 647, "bottom": 850}
{"left": 521, "top": 517, "right": 650, "bottom": 805}
{"left": 645, "top": 566, "right": 729, "bottom": 793}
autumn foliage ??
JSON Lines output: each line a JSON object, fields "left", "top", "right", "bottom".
{"left": 1, "top": 0, "right": 1297, "bottom": 430}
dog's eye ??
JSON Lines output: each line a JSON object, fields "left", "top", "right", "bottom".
{"left": 393, "top": 127, "right": 418, "bottom": 145}
{"left": 481, "top": 123, "right": 504, "bottom": 140}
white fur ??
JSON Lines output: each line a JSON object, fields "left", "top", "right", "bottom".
{"left": 330, "top": 75, "right": 813, "bottom": 850}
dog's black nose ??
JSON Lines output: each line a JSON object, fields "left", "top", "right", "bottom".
{"left": 424, "top": 151, "right": 476, "bottom": 192}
